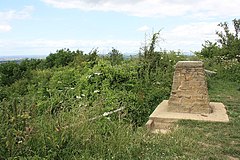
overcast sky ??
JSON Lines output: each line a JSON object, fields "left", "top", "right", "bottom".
{"left": 0, "top": 0, "right": 239, "bottom": 56}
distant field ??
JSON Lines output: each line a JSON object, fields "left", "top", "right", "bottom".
{"left": 0, "top": 60, "right": 22, "bottom": 64}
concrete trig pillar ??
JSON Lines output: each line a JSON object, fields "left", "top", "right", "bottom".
{"left": 146, "top": 61, "right": 229, "bottom": 133}
{"left": 168, "top": 61, "right": 212, "bottom": 114}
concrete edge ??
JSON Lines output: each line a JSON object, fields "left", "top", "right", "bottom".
{"left": 148, "top": 100, "right": 229, "bottom": 124}
{"left": 146, "top": 100, "right": 229, "bottom": 133}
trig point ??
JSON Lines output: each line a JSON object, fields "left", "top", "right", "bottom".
{"left": 146, "top": 61, "right": 229, "bottom": 133}
{"left": 168, "top": 61, "right": 211, "bottom": 114}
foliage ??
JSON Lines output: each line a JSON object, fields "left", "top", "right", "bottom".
{"left": 106, "top": 47, "right": 124, "bottom": 66}
{"left": 195, "top": 41, "right": 221, "bottom": 63}
{"left": 214, "top": 62, "right": 240, "bottom": 83}
{"left": 196, "top": 18, "right": 240, "bottom": 62}
{"left": 0, "top": 62, "right": 26, "bottom": 87}
{"left": 195, "top": 19, "right": 240, "bottom": 83}
{"left": 0, "top": 32, "right": 180, "bottom": 158}
{"left": 1, "top": 26, "right": 240, "bottom": 159}
{"left": 45, "top": 48, "right": 78, "bottom": 68}
{"left": 20, "top": 58, "right": 43, "bottom": 70}
{"left": 216, "top": 19, "right": 240, "bottom": 62}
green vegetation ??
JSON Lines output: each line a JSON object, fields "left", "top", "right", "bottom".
{"left": 196, "top": 18, "right": 240, "bottom": 83}
{"left": 1, "top": 20, "right": 240, "bottom": 159}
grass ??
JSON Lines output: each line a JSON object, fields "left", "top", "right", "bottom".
{"left": 73, "top": 78, "right": 240, "bottom": 160}
{"left": 1, "top": 78, "right": 240, "bottom": 159}
{"left": 174, "top": 79, "right": 240, "bottom": 159}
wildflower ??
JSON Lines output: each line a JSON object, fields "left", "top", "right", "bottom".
{"left": 94, "top": 72, "right": 102, "bottom": 76}
{"left": 81, "top": 94, "right": 85, "bottom": 97}
{"left": 76, "top": 96, "right": 81, "bottom": 99}
{"left": 94, "top": 90, "right": 100, "bottom": 93}
{"left": 86, "top": 75, "right": 92, "bottom": 79}
{"left": 103, "top": 112, "right": 109, "bottom": 116}
{"left": 71, "top": 88, "right": 74, "bottom": 90}
{"left": 156, "top": 82, "right": 161, "bottom": 85}
{"left": 161, "top": 57, "right": 163, "bottom": 60}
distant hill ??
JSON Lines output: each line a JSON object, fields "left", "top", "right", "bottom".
{"left": 0, "top": 55, "right": 46, "bottom": 64}
{"left": 0, "top": 60, "right": 22, "bottom": 64}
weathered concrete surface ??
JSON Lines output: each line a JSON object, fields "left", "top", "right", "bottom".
{"left": 168, "top": 61, "right": 212, "bottom": 114}
{"left": 146, "top": 100, "right": 229, "bottom": 133}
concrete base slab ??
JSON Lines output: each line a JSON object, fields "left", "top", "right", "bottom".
{"left": 146, "top": 100, "right": 229, "bottom": 133}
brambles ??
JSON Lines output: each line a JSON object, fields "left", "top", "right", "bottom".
{"left": 0, "top": 28, "right": 240, "bottom": 159}
{"left": 196, "top": 19, "right": 240, "bottom": 83}
{"left": 0, "top": 34, "right": 181, "bottom": 158}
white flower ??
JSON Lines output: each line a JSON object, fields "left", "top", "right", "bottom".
{"left": 71, "top": 88, "right": 74, "bottom": 90}
{"left": 161, "top": 57, "right": 163, "bottom": 60}
{"left": 94, "top": 72, "right": 102, "bottom": 76}
{"left": 81, "top": 94, "right": 85, "bottom": 97}
{"left": 103, "top": 112, "right": 109, "bottom": 116}
{"left": 86, "top": 75, "right": 92, "bottom": 79}
{"left": 94, "top": 90, "right": 100, "bottom": 93}
{"left": 76, "top": 96, "right": 81, "bottom": 99}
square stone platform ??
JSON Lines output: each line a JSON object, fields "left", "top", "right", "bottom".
{"left": 146, "top": 100, "right": 229, "bottom": 133}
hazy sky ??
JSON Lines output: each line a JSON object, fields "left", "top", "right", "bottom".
{"left": 0, "top": 0, "right": 239, "bottom": 56}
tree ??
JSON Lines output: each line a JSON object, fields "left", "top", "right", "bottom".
{"left": 87, "top": 49, "right": 99, "bottom": 68}
{"left": 197, "top": 19, "right": 240, "bottom": 62}
{"left": 139, "top": 30, "right": 161, "bottom": 59}
{"left": 20, "top": 58, "right": 43, "bottom": 70}
{"left": 0, "top": 62, "right": 25, "bottom": 86}
{"left": 195, "top": 41, "right": 221, "bottom": 62}
{"left": 138, "top": 31, "right": 162, "bottom": 77}
{"left": 107, "top": 48, "right": 123, "bottom": 66}
{"left": 216, "top": 19, "right": 240, "bottom": 62}
{"left": 45, "top": 48, "right": 76, "bottom": 68}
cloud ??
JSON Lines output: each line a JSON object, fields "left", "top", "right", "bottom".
{"left": 41, "top": 0, "right": 190, "bottom": 17}
{"left": 0, "top": 6, "right": 34, "bottom": 21}
{"left": 0, "top": 22, "right": 226, "bottom": 55}
{"left": 23, "top": 39, "right": 140, "bottom": 50}
{"left": 0, "top": 6, "right": 34, "bottom": 32}
{"left": 0, "top": 39, "right": 141, "bottom": 55}
{"left": 0, "top": 24, "right": 12, "bottom": 32}
{"left": 137, "top": 25, "right": 150, "bottom": 32}
{"left": 42, "top": 0, "right": 240, "bottom": 18}
{"left": 160, "top": 22, "right": 221, "bottom": 52}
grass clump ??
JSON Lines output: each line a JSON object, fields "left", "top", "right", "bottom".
{"left": 1, "top": 38, "right": 240, "bottom": 159}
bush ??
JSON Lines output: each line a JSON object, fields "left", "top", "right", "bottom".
{"left": 215, "top": 62, "right": 240, "bottom": 83}
{"left": 0, "top": 44, "right": 189, "bottom": 158}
